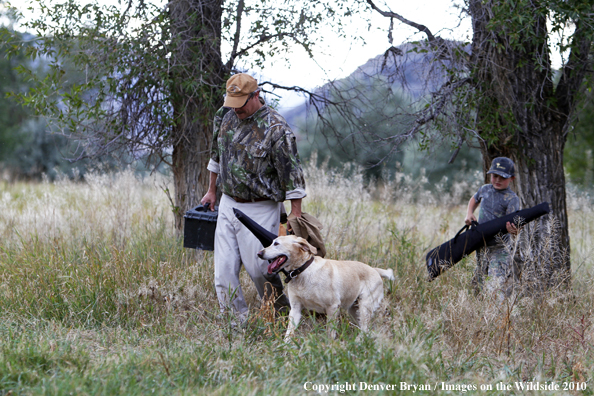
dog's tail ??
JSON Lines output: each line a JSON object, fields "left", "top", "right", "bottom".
{"left": 374, "top": 268, "right": 395, "bottom": 281}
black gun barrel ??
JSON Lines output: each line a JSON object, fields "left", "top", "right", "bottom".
{"left": 233, "top": 208, "right": 278, "bottom": 248}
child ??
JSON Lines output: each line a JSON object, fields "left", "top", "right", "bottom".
{"left": 465, "top": 157, "right": 520, "bottom": 298}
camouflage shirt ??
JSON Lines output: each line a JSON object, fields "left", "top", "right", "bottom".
{"left": 208, "top": 105, "right": 306, "bottom": 202}
{"left": 474, "top": 184, "right": 520, "bottom": 223}
{"left": 474, "top": 184, "right": 520, "bottom": 246}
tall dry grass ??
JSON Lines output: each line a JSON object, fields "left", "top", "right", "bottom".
{"left": 0, "top": 163, "right": 593, "bottom": 394}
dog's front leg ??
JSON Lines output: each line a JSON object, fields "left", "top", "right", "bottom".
{"left": 284, "top": 303, "right": 302, "bottom": 342}
{"left": 325, "top": 304, "right": 340, "bottom": 339}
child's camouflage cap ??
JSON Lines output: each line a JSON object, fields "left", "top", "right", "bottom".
{"left": 487, "top": 157, "right": 515, "bottom": 178}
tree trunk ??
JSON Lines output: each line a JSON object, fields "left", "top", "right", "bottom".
{"left": 512, "top": 125, "right": 569, "bottom": 256}
{"left": 172, "top": 123, "right": 214, "bottom": 229}
{"left": 169, "top": 0, "right": 226, "bottom": 230}
{"left": 470, "top": 0, "right": 572, "bottom": 276}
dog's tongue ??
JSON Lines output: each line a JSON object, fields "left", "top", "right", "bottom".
{"left": 267, "top": 256, "right": 287, "bottom": 274}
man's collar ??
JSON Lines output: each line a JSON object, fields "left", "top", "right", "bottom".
{"left": 240, "top": 104, "right": 268, "bottom": 122}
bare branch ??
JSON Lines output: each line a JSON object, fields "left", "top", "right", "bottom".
{"left": 381, "top": 46, "right": 403, "bottom": 72}
{"left": 120, "top": 0, "right": 134, "bottom": 23}
{"left": 259, "top": 81, "right": 340, "bottom": 107}
{"left": 366, "top": 0, "right": 437, "bottom": 42}
{"left": 448, "top": 136, "right": 464, "bottom": 164}
{"left": 226, "top": 0, "right": 244, "bottom": 70}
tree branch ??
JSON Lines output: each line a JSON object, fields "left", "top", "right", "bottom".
{"left": 371, "top": 76, "right": 472, "bottom": 166}
{"left": 366, "top": 0, "right": 437, "bottom": 42}
{"left": 226, "top": 0, "right": 244, "bottom": 70}
{"left": 120, "top": 0, "right": 134, "bottom": 23}
{"left": 233, "top": 32, "right": 307, "bottom": 60}
{"left": 259, "top": 81, "right": 341, "bottom": 107}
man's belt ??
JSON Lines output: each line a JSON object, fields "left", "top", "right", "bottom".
{"left": 231, "top": 196, "right": 270, "bottom": 203}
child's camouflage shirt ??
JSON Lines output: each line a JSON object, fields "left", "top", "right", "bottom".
{"left": 474, "top": 184, "right": 520, "bottom": 247}
{"left": 474, "top": 184, "right": 520, "bottom": 223}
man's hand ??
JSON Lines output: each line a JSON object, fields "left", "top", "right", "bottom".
{"left": 201, "top": 190, "right": 216, "bottom": 211}
{"left": 200, "top": 172, "right": 218, "bottom": 211}
{"left": 286, "top": 198, "right": 303, "bottom": 232}
{"left": 288, "top": 198, "right": 302, "bottom": 219}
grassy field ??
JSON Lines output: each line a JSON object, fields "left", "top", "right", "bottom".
{"left": 0, "top": 165, "right": 593, "bottom": 395}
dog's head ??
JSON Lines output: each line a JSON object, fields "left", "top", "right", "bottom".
{"left": 257, "top": 235, "right": 317, "bottom": 274}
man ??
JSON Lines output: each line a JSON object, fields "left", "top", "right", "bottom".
{"left": 201, "top": 73, "right": 306, "bottom": 323}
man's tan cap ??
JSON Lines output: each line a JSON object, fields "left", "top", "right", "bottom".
{"left": 223, "top": 73, "right": 258, "bottom": 108}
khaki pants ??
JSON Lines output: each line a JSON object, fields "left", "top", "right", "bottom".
{"left": 214, "top": 194, "right": 287, "bottom": 319}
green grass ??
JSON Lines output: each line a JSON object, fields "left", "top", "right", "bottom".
{"left": 0, "top": 167, "right": 593, "bottom": 394}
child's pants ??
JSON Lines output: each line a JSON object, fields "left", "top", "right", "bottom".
{"left": 472, "top": 245, "right": 518, "bottom": 299}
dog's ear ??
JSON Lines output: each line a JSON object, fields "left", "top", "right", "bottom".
{"left": 295, "top": 238, "right": 317, "bottom": 255}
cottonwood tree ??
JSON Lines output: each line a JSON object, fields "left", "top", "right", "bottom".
{"left": 361, "top": 0, "right": 594, "bottom": 277}
{"left": 3, "top": 0, "right": 363, "bottom": 229}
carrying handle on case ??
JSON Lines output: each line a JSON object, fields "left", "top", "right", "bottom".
{"left": 453, "top": 220, "right": 478, "bottom": 243}
{"left": 195, "top": 202, "right": 211, "bottom": 212}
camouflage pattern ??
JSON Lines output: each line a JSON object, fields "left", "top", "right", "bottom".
{"left": 471, "top": 184, "right": 520, "bottom": 297}
{"left": 472, "top": 246, "right": 516, "bottom": 297}
{"left": 474, "top": 184, "right": 520, "bottom": 223}
{"left": 474, "top": 184, "right": 520, "bottom": 245}
{"left": 210, "top": 105, "right": 305, "bottom": 202}
{"left": 212, "top": 106, "right": 232, "bottom": 138}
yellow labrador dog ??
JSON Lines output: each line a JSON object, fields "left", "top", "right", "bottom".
{"left": 257, "top": 235, "right": 394, "bottom": 341}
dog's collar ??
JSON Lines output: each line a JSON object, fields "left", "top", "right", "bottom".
{"left": 280, "top": 256, "right": 314, "bottom": 284}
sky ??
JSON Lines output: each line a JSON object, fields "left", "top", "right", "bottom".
{"left": 245, "top": 1, "right": 472, "bottom": 110}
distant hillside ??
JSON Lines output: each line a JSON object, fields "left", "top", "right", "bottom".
{"left": 282, "top": 42, "right": 450, "bottom": 129}
{"left": 278, "top": 41, "right": 482, "bottom": 191}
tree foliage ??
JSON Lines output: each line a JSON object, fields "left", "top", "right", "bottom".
{"left": 363, "top": 0, "right": 593, "bottom": 151}
{"left": 3, "top": 0, "right": 363, "bottom": 167}
{"left": 0, "top": 28, "right": 31, "bottom": 170}
{"left": 565, "top": 80, "right": 594, "bottom": 187}
{"left": 0, "top": 27, "right": 92, "bottom": 179}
